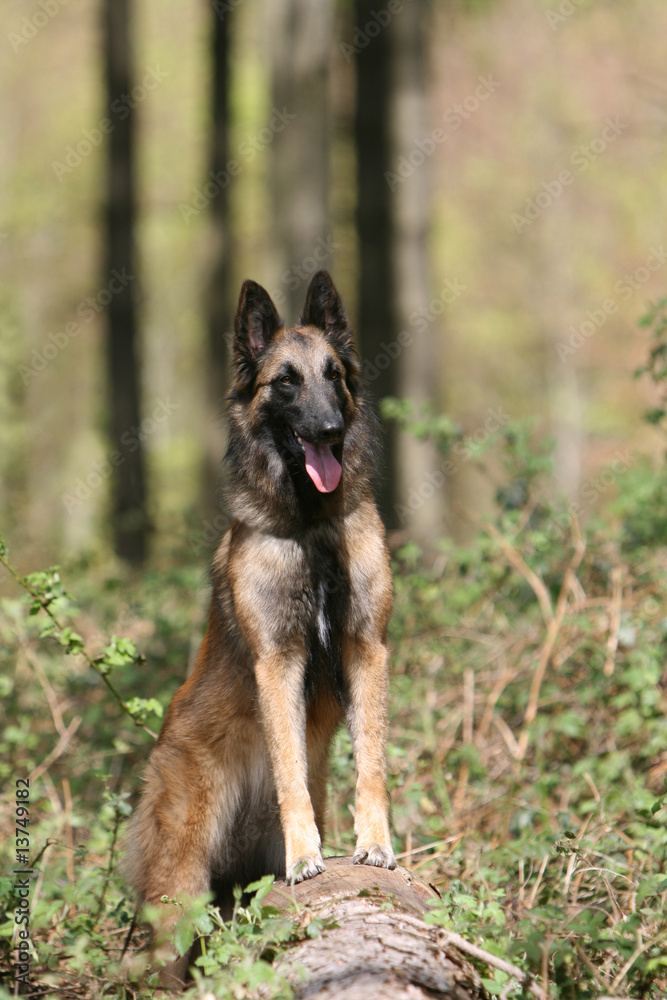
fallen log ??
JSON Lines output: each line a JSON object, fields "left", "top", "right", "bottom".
{"left": 263, "top": 857, "right": 484, "bottom": 1000}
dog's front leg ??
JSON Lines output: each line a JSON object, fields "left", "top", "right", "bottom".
{"left": 343, "top": 636, "right": 396, "bottom": 870}
{"left": 254, "top": 644, "right": 325, "bottom": 882}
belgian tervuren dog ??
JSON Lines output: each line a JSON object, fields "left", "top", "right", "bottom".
{"left": 127, "top": 270, "right": 395, "bottom": 987}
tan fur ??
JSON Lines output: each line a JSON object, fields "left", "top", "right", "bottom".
{"left": 126, "top": 273, "right": 395, "bottom": 988}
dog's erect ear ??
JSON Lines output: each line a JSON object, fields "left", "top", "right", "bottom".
{"left": 301, "top": 271, "right": 352, "bottom": 350}
{"left": 233, "top": 280, "right": 282, "bottom": 384}
{"left": 301, "top": 271, "right": 359, "bottom": 385}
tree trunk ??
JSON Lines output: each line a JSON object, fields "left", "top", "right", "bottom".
{"left": 269, "top": 0, "right": 333, "bottom": 322}
{"left": 354, "top": 0, "right": 399, "bottom": 528}
{"left": 391, "top": 0, "right": 443, "bottom": 545}
{"left": 265, "top": 857, "right": 482, "bottom": 999}
{"left": 103, "top": 0, "right": 148, "bottom": 566}
{"left": 202, "top": 0, "right": 233, "bottom": 519}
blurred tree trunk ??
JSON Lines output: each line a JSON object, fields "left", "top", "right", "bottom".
{"left": 103, "top": 0, "right": 148, "bottom": 565}
{"left": 390, "top": 0, "right": 442, "bottom": 544}
{"left": 354, "top": 0, "right": 399, "bottom": 528}
{"left": 354, "top": 0, "right": 440, "bottom": 542}
{"left": 270, "top": 0, "right": 333, "bottom": 322}
{"left": 202, "top": 1, "right": 233, "bottom": 519}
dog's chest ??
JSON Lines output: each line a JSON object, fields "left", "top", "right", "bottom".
{"left": 302, "top": 543, "right": 349, "bottom": 702}
{"left": 315, "top": 578, "right": 330, "bottom": 648}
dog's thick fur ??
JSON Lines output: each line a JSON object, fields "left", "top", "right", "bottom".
{"left": 127, "top": 271, "right": 395, "bottom": 987}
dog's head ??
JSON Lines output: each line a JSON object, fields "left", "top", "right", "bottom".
{"left": 230, "top": 271, "right": 360, "bottom": 495}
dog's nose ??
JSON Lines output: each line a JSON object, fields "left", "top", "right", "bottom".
{"left": 318, "top": 418, "right": 344, "bottom": 444}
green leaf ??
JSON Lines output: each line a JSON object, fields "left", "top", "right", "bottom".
{"left": 124, "top": 697, "right": 163, "bottom": 724}
{"left": 194, "top": 952, "right": 220, "bottom": 975}
{"left": 636, "top": 875, "right": 667, "bottom": 904}
{"left": 95, "top": 634, "right": 143, "bottom": 674}
{"left": 643, "top": 407, "right": 665, "bottom": 426}
{"left": 58, "top": 626, "right": 84, "bottom": 653}
{"left": 173, "top": 919, "right": 195, "bottom": 958}
{"left": 244, "top": 874, "right": 275, "bottom": 902}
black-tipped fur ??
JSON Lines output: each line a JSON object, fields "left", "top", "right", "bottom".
{"left": 233, "top": 279, "right": 283, "bottom": 395}
{"left": 301, "top": 271, "right": 360, "bottom": 386}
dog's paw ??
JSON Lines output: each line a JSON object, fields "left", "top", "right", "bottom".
{"left": 286, "top": 854, "right": 326, "bottom": 884}
{"left": 353, "top": 843, "right": 397, "bottom": 870}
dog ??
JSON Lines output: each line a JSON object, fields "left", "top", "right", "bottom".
{"left": 127, "top": 270, "right": 396, "bottom": 987}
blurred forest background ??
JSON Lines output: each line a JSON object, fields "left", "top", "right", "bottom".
{"left": 2, "top": 2, "right": 667, "bottom": 996}
{"left": 2, "top": 0, "right": 667, "bottom": 569}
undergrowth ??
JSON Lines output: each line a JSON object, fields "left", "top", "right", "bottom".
{"left": 1, "top": 312, "right": 667, "bottom": 997}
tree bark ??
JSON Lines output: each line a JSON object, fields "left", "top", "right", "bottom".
{"left": 265, "top": 857, "right": 482, "bottom": 1000}
{"left": 354, "top": 0, "right": 399, "bottom": 528}
{"left": 391, "top": 0, "right": 443, "bottom": 545}
{"left": 269, "top": 0, "right": 333, "bottom": 322}
{"left": 202, "top": 0, "right": 233, "bottom": 518}
{"left": 103, "top": 0, "right": 148, "bottom": 565}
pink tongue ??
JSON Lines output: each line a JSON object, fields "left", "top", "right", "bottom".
{"left": 303, "top": 440, "right": 342, "bottom": 493}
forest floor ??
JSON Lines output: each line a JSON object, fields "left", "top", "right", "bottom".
{"left": 1, "top": 420, "right": 667, "bottom": 999}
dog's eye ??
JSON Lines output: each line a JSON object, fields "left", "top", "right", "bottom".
{"left": 331, "top": 370, "right": 339, "bottom": 381}
{"left": 280, "top": 375, "right": 292, "bottom": 384}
